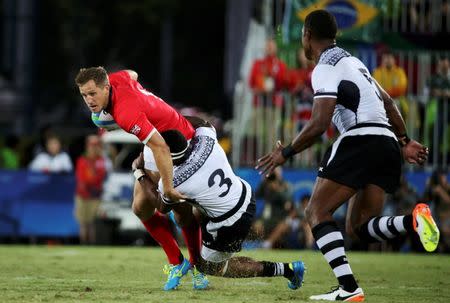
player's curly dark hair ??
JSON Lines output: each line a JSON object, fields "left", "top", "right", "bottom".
{"left": 160, "top": 130, "right": 189, "bottom": 164}
{"left": 304, "top": 9, "right": 337, "bottom": 40}
{"left": 75, "top": 66, "right": 109, "bottom": 87}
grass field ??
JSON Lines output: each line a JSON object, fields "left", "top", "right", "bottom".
{"left": 0, "top": 245, "right": 449, "bottom": 303}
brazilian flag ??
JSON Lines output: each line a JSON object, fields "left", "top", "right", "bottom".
{"left": 282, "top": 0, "right": 380, "bottom": 45}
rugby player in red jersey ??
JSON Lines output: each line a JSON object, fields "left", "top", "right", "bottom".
{"left": 75, "top": 67, "right": 207, "bottom": 290}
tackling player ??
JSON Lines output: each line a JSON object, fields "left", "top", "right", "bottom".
{"left": 75, "top": 67, "right": 207, "bottom": 290}
{"left": 132, "top": 124, "right": 305, "bottom": 288}
{"left": 256, "top": 10, "right": 439, "bottom": 301}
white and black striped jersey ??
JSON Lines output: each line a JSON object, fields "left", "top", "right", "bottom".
{"left": 158, "top": 127, "right": 252, "bottom": 220}
{"left": 312, "top": 45, "right": 390, "bottom": 134}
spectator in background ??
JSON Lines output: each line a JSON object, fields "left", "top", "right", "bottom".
{"left": 0, "top": 135, "right": 20, "bottom": 169}
{"left": 261, "top": 194, "right": 314, "bottom": 249}
{"left": 252, "top": 167, "right": 293, "bottom": 240}
{"left": 29, "top": 135, "right": 73, "bottom": 173}
{"left": 33, "top": 124, "right": 54, "bottom": 156}
{"left": 74, "top": 135, "right": 107, "bottom": 245}
{"left": 423, "top": 170, "right": 450, "bottom": 252}
{"left": 288, "top": 48, "right": 315, "bottom": 166}
{"left": 288, "top": 48, "right": 314, "bottom": 101}
{"left": 249, "top": 38, "right": 288, "bottom": 150}
{"left": 373, "top": 52, "right": 408, "bottom": 117}
{"left": 424, "top": 56, "right": 450, "bottom": 166}
{"left": 249, "top": 38, "right": 288, "bottom": 97}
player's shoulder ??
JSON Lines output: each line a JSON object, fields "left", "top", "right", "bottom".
{"left": 318, "top": 46, "right": 351, "bottom": 66}
{"left": 108, "top": 70, "right": 131, "bottom": 83}
{"left": 194, "top": 126, "right": 217, "bottom": 140}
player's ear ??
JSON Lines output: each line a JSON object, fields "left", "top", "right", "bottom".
{"left": 304, "top": 28, "right": 311, "bottom": 40}
{"left": 103, "top": 82, "right": 110, "bottom": 91}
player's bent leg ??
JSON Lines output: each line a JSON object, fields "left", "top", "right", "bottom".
{"left": 305, "top": 177, "right": 356, "bottom": 227}
{"left": 346, "top": 185, "right": 385, "bottom": 241}
{"left": 132, "top": 180, "right": 187, "bottom": 284}
{"left": 132, "top": 179, "right": 158, "bottom": 221}
{"left": 349, "top": 185, "right": 440, "bottom": 252}
{"left": 172, "top": 203, "right": 205, "bottom": 286}
{"left": 172, "top": 204, "right": 208, "bottom": 289}
{"left": 198, "top": 247, "right": 305, "bottom": 289}
{"left": 306, "top": 178, "right": 361, "bottom": 297}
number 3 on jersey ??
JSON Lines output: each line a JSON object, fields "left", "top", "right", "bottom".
{"left": 208, "top": 169, "right": 232, "bottom": 197}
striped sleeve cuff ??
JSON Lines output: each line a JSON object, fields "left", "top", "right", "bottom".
{"left": 314, "top": 92, "right": 338, "bottom": 99}
{"left": 142, "top": 128, "right": 157, "bottom": 145}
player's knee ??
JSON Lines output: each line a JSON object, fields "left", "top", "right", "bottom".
{"left": 172, "top": 204, "right": 194, "bottom": 228}
{"left": 347, "top": 223, "right": 364, "bottom": 241}
{"left": 345, "top": 223, "right": 358, "bottom": 240}
{"left": 305, "top": 202, "right": 318, "bottom": 225}
{"left": 305, "top": 200, "right": 331, "bottom": 226}
{"left": 131, "top": 199, "right": 144, "bottom": 217}
{"left": 132, "top": 195, "right": 154, "bottom": 219}
{"left": 172, "top": 210, "right": 187, "bottom": 227}
{"left": 197, "top": 258, "right": 222, "bottom": 276}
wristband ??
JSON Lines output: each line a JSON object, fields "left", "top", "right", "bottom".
{"left": 281, "top": 144, "right": 296, "bottom": 159}
{"left": 133, "top": 169, "right": 145, "bottom": 181}
{"left": 397, "top": 134, "right": 411, "bottom": 147}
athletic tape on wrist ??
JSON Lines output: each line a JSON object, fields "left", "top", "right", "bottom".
{"left": 133, "top": 169, "right": 145, "bottom": 181}
{"left": 397, "top": 134, "right": 411, "bottom": 147}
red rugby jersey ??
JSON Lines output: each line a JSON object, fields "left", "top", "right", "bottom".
{"left": 107, "top": 71, "right": 194, "bottom": 143}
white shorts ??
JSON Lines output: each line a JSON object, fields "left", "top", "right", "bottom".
{"left": 201, "top": 246, "right": 235, "bottom": 263}
{"left": 143, "top": 139, "right": 192, "bottom": 172}
{"left": 143, "top": 145, "right": 158, "bottom": 171}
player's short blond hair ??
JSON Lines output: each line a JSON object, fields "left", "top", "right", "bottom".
{"left": 75, "top": 66, "right": 109, "bottom": 87}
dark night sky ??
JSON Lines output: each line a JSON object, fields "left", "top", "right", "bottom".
{"left": 35, "top": 0, "right": 226, "bottom": 117}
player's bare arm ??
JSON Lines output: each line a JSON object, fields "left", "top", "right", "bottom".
{"left": 125, "top": 69, "right": 138, "bottom": 80}
{"left": 146, "top": 132, "right": 187, "bottom": 202}
{"left": 131, "top": 152, "right": 174, "bottom": 213}
{"left": 256, "top": 98, "right": 335, "bottom": 177}
{"left": 374, "top": 79, "right": 428, "bottom": 165}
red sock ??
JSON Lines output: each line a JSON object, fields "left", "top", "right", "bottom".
{"left": 142, "top": 211, "right": 183, "bottom": 265}
{"left": 181, "top": 221, "right": 202, "bottom": 265}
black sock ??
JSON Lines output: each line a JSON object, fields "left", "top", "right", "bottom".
{"left": 283, "top": 263, "right": 294, "bottom": 279}
{"left": 357, "top": 215, "right": 413, "bottom": 243}
{"left": 312, "top": 221, "right": 358, "bottom": 292}
{"left": 178, "top": 253, "right": 185, "bottom": 264}
{"left": 403, "top": 214, "right": 413, "bottom": 232}
{"left": 261, "top": 261, "right": 288, "bottom": 277}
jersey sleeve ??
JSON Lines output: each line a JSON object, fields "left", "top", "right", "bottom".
{"left": 195, "top": 126, "right": 217, "bottom": 140}
{"left": 311, "top": 64, "right": 340, "bottom": 99}
{"left": 115, "top": 105, "right": 157, "bottom": 144}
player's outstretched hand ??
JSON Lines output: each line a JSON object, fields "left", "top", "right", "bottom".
{"left": 402, "top": 139, "right": 428, "bottom": 165}
{"left": 131, "top": 152, "right": 145, "bottom": 171}
{"left": 255, "top": 141, "right": 287, "bottom": 177}
{"left": 163, "top": 187, "right": 188, "bottom": 203}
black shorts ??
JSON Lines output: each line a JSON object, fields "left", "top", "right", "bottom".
{"left": 201, "top": 199, "right": 255, "bottom": 253}
{"left": 318, "top": 134, "right": 401, "bottom": 193}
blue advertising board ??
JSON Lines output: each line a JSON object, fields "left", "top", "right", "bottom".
{"left": 0, "top": 169, "right": 445, "bottom": 237}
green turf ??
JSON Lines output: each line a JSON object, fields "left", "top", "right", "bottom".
{"left": 0, "top": 245, "right": 449, "bottom": 302}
